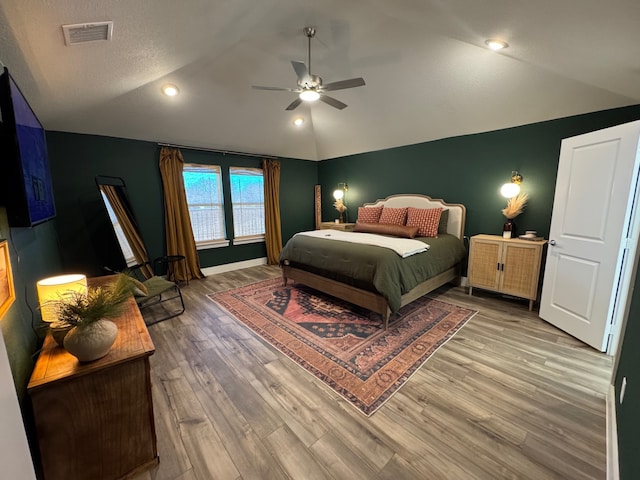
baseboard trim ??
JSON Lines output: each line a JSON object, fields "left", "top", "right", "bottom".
{"left": 202, "top": 257, "right": 268, "bottom": 276}
{"left": 607, "top": 383, "right": 620, "bottom": 480}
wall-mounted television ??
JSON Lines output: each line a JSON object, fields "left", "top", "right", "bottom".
{"left": 0, "top": 67, "right": 56, "bottom": 227}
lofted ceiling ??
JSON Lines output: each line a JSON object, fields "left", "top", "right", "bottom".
{"left": 0, "top": 0, "right": 639, "bottom": 161}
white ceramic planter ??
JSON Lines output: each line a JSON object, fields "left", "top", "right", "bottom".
{"left": 63, "top": 320, "right": 118, "bottom": 362}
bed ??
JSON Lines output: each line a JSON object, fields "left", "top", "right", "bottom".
{"left": 279, "top": 194, "right": 467, "bottom": 329}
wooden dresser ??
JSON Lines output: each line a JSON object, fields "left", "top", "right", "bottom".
{"left": 28, "top": 280, "right": 158, "bottom": 480}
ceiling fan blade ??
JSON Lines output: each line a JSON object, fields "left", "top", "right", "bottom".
{"left": 322, "top": 77, "right": 366, "bottom": 92}
{"left": 291, "top": 61, "right": 309, "bottom": 81}
{"left": 252, "top": 85, "right": 296, "bottom": 92}
{"left": 285, "top": 97, "right": 303, "bottom": 111}
{"left": 319, "top": 95, "right": 347, "bottom": 110}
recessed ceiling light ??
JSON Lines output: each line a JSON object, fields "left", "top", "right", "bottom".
{"left": 299, "top": 90, "right": 320, "bottom": 102}
{"left": 162, "top": 84, "right": 179, "bottom": 97}
{"left": 485, "top": 39, "right": 508, "bottom": 51}
{"left": 292, "top": 117, "right": 304, "bottom": 127}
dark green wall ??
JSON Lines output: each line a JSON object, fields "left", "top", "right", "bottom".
{"left": 47, "top": 134, "right": 161, "bottom": 276}
{"left": 48, "top": 106, "right": 640, "bottom": 276}
{"left": 46, "top": 132, "right": 318, "bottom": 275}
{"left": 318, "top": 105, "right": 640, "bottom": 240}
{"left": 0, "top": 210, "right": 61, "bottom": 401}
{"left": 616, "top": 265, "right": 640, "bottom": 479}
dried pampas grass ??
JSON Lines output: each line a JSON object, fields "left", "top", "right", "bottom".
{"left": 502, "top": 193, "right": 528, "bottom": 219}
{"left": 334, "top": 198, "right": 347, "bottom": 213}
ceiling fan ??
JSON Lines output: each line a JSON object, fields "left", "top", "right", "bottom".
{"left": 252, "top": 26, "right": 366, "bottom": 111}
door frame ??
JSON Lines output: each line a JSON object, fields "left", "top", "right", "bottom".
{"left": 612, "top": 168, "right": 640, "bottom": 361}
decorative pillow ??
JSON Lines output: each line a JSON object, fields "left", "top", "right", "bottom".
{"left": 357, "top": 206, "right": 384, "bottom": 224}
{"left": 129, "top": 277, "right": 149, "bottom": 297}
{"left": 438, "top": 209, "right": 449, "bottom": 234}
{"left": 406, "top": 207, "right": 443, "bottom": 237}
{"left": 354, "top": 221, "right": 419, "bottom": 238}
{"left": 378, "top": 207, "right": 408, "bottom": 226}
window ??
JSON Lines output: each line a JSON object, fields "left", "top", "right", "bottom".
{"left": 100, "top": 191, "right": 137, "bottom": 266}
{"left": 229, "top": 167, "right": 265, "bottom": 243}
{"left": 182, "top": 164, "right": 227, "bottom": 248}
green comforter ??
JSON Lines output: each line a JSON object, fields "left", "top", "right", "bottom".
{"left": 279, "top": 232, "right": 467, "bottom": 313}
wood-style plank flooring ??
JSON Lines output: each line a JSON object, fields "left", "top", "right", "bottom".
{"left": 133, "top": 265, "right": 612, "bottom": 480}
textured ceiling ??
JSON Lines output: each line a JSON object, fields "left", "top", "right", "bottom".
{"left": 0, "top": 0, "right": 639, "bottom": 160}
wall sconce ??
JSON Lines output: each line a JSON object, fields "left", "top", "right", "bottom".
{"left": 36, "top": 274, "right": 88, "bottom": 323}
{"left": 333, "top": 182, "right": 348, "bottom": 201}
{"left": 500, "top": 171, "right": 523, "bottom": 198}
{"left": 333, "top": 183, "right": 349, "bottom": 223}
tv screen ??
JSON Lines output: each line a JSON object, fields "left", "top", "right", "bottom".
{"left": 0, "top": 67, "right": 56, "bottom": 227}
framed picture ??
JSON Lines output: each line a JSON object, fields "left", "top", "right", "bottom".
{"left": 0, "top": 239, "right": 16, "bottom": 318}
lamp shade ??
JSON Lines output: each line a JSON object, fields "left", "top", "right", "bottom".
{"left": 37, "top": 274, "right": 87, "bottom": 322}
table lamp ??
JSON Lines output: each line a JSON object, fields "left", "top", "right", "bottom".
{"left": 37, "top": 274, "right": 87, "bottom": 344}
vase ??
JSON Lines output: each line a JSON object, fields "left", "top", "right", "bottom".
{"left": 503, "top": 219, "right": 516, "bottom": 239}
{"left": 63, "top": 319, "right": 118, "bottom": 362}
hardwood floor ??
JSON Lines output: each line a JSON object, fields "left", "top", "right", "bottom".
{"left": 133, "top": 265, "right": 612, "bottom": 480}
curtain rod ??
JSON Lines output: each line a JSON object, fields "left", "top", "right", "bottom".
{"left": 157, "top": 142, "right": 277, "bottom": 160}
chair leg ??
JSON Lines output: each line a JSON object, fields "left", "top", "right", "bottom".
{"left": 138, "top": 285, "right": 185, "bottom": 326}
{"left": 174, "top": 286, "right": 185, "bottom": 315}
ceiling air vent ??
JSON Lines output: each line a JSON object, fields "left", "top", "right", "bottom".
{"left": 62, "top": 21, "right": 113, "bottom": 46}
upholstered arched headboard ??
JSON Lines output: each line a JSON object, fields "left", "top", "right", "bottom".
{"left": 362, "top": 194, "right": 466, "bottom": 239}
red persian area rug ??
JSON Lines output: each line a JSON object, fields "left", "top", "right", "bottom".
{"left": 207, "top": 278, "right": 477, "bottom": 416}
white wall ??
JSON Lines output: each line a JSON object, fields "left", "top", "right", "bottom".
{"left": 0, "top": 327, "right": 36, "bottom": 479}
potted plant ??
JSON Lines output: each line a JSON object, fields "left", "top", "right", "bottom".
{"left": 51, "top": 273, "right": 137, "bottom": 362}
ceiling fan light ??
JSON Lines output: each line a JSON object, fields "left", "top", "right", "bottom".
{"left": 300, "top": 89, "right": 320, "bottom": 102}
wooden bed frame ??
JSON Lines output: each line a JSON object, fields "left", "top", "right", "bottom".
{"left": 282, "top": 194, "right": 466, "bottom": 329}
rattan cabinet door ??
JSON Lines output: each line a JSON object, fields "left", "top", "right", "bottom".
{"left": 468, "top": 237, "right": 502, "bottom": 291}
{"left": 500, "top": 242, "right": 543, "bottom": 299}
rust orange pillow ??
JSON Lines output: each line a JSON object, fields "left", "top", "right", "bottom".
{"left": 406, "top": 207, "right": 443, "bottom": 237}
{"left": 354, "top": 222, "right": 419, "bottom": 238}
{"left": 357, "top": 206, "right": 384, "bottom": 223}
{"left": 378, "top": 207, "right": 408, "bottom": 226}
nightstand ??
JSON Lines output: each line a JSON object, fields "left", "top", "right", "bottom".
{"left": 468, "top": 234, "right": 547, "bottom": 310}
{"left": 320, "top": 221, "right": 355, "bottom": 231}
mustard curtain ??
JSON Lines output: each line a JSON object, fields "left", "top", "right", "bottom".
{"left": 100, "top": 185, "right": 154, "bottom": 279}
{"left": 159, "top": 146, "right": 205, "bottom": 281}
{"left": 262, "top": 159, "right": 283, "bottom": 265}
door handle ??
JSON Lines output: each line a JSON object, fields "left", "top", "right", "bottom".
{"left": 549, "top": 240, "right": 556, "bottom": 246}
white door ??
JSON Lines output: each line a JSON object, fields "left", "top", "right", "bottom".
{"left": 539, "top": 121, "right": 640, "bottom": 352}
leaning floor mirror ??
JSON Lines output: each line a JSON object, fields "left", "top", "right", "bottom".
{"left": 95, "top": 175, "right": 152, "bottom": 277}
